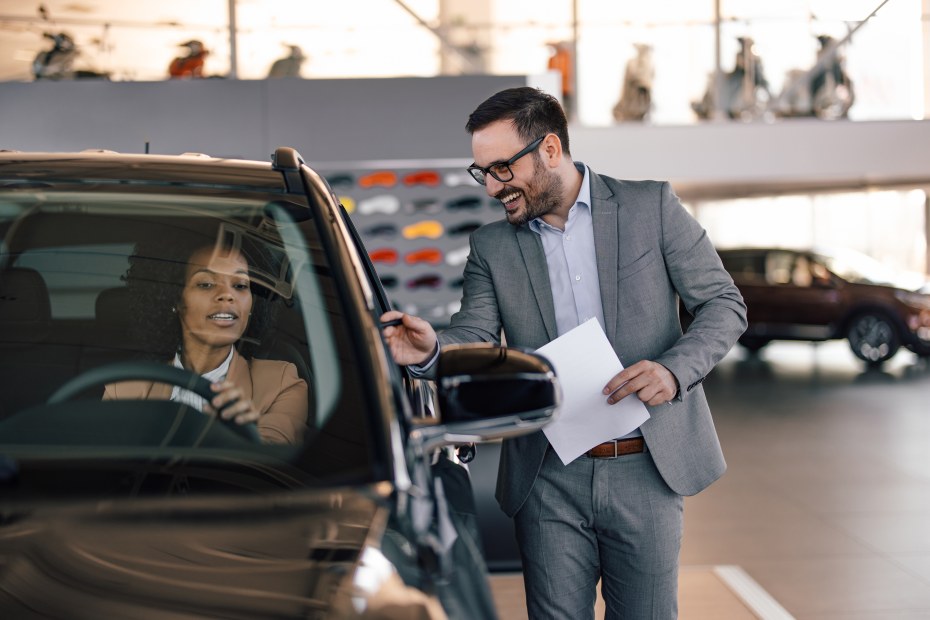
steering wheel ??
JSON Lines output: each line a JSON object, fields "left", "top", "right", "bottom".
{"left": 48, "top": 362, "right": 262, "bottom": 443}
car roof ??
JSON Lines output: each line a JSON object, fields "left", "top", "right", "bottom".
{"left": 0, "top": 151, "right": 289, "bottom": 192}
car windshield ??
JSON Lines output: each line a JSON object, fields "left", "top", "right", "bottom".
{"left": 0, "top": 185, "right": 380, "bottom": 492}
{"left": 815, "top": 248, "right": 926, "bottom": 290}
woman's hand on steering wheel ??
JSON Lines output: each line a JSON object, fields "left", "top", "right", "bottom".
{"left": 208, "top": 380, "right": 260, "bottom": 427}
{"left": 49, "top": 362, "right": 261, "bottom": 443}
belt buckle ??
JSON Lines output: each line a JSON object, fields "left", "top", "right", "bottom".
{"left": 605, "top": 439, "right": 619, "bottom": 459}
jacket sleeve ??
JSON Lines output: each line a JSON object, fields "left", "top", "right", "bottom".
{"left": 253, "top": 361, "right": 309, "bottom": 445}
{"left": 441, "top": 228, "right": 505, "bottom": 346}
{"left": 653, "top": 181, "right": 747, "bottom": 397}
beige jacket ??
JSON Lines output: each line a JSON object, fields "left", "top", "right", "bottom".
{"left": 103, "top": 349, "right": 308, "bottom": 445}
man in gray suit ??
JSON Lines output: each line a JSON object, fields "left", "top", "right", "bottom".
{"left": 383, "top": 86, "right": 747, "bottom": 619}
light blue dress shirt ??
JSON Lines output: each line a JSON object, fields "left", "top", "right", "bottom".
{"left": 529, "top": 165, "right": 641, "bottom": 440}
{"left": 528, "top": 165, "right": 605, "bottom": 337}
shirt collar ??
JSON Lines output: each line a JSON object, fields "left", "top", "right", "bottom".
{"left": 173, "top": 346, "right": 234, "bottom": 382}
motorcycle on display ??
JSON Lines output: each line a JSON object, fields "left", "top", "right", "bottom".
{"left": 691, "top": 36, "right": 772, "bottom": 121}
{"left": 168, "top": 40, "right": 210, "bottom": 79}
{"left": 32, "top": 32, "right": 109, "bottom": 80}
{"left": 612, "top": 43, "right": 654, "bottom": 123}
{"left": 546, "top": 41, "right": 574, "bottom": 118}
{"left": 267, "top": 45, "right": 306, "bottom": 78}
{"left": 774, "top": 35, "right": 855, "bottom": 120}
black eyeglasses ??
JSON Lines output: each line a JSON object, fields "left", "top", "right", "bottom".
{"left": 467, "top": 136, "right": 545, "bottom": 185}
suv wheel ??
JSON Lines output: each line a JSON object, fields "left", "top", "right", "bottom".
{"left": 847, "top": 312, "right": 900, "bottom": 364}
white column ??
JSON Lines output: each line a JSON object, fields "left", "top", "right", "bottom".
{"left": 924, "top": 191, "right": 930, "bottom": 274}
{"left": 438, "top": 0, "right": 492, "bottom": 74}
{"left": 227, "top": 0, "right": 238, "bottom": 79}
{"left": 924, "top": 0, "right": 930, "bottom": 117}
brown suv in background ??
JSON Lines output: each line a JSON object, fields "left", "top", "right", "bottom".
{"left": 717, "top": 247, "right": 930, "bottom": 364}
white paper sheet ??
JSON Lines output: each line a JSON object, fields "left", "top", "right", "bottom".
{"left": 537, "top": 318, "right": 650, "bottom": 465}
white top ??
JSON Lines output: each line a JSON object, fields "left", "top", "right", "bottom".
{"left": 170, "top": 347, "right": 234, "bottom": 411}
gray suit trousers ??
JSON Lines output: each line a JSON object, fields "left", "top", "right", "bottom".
{"left": 514, "top": 447, "right": 682, "bottom": 620}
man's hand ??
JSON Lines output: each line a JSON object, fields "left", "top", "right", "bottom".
{"left": 602, "top": 360, "right": 678, "bottom": 407}
{"left": 380, "top": 311, "right": 438, "bottom": 366}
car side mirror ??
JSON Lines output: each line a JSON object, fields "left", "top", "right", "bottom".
{"left": 409, "top": 344, "right": 560, "bottom": 453}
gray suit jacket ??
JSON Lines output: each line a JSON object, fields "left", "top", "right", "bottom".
{"left": 438, "top": 167, "right": 747, "bottom": 517}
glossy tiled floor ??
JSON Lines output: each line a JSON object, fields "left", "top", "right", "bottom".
{"left": 489, "top": 566, "right": 761, "bottom": 619}
{"left": 490, "top": 341, "right": 930, "bottom": 619}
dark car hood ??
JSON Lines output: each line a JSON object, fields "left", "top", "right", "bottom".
{"left": 0, "top": 484, "right": 406, "bottom": 619}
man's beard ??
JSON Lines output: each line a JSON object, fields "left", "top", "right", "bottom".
{"left": 498, "top": 156, "right": 564, "bottom": 227}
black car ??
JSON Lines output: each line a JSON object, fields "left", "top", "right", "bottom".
{"left": 718, "top": 247, "right": 930, "bottom": 363}
{"left": 0, "top": 149, "right": 560, "bottom": 618}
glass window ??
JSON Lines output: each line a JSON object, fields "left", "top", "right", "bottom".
{"left": 720, "top": 252, "right": 766, "bottom": 284}
{"left": 765, "top": 251, "right": 796, "bottom": 285}
{"left": 0, "top": 187, "right": 377, "bottom": 489}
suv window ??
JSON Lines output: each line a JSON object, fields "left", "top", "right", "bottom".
{"left": 719, "top": 252, "right": 766, "bottom": 284}
{"left": 764, "top": 250, "right": 796, "bottom": 285}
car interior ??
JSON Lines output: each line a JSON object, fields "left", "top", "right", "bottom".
{"left": 0, "top": 212, "right": 309, "bottom": 409}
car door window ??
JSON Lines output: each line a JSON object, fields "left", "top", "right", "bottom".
{"left": 765, "top": 251, "right": 796, "bottom": 285}
{"left": 720, "top": 252, "right": 765, "bottom": 285}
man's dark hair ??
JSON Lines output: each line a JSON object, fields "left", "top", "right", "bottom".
{"left": 465, "top": 87, "right": 570, "bottom": 155}
{"left": 124, "top": 233, "right": 277, "bottom": 361}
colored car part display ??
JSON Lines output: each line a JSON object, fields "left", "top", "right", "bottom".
{"left": 445, "top": 196, "right": 483, "bottom": 210}
{"left": 369, "top": 247, "right": 399, "bottom": 264}
{"left": 363, "top": 223, "right": 398, "bottom": 237}
{"left": 339, "top": 195, "right": 356, "bottom": 214}
{"left": 358, "top": 170, "right": 398, "bottom": 188}
{"left": 406, "top": 274, "right": 443, "bottom": 289}
{"left": 334, "top": 164, "right": 499, "bottom": 329}
{"left": 402, "top": 220, "right": 444, "bottom": 240}
{"left": 325, "top": 173, "right": 354, "bottom": 189}
{"left": 402, "top": 170, "right": 441, "bottom": 187}
{"left": 357, "top": 194, "right": 401, "bottom": 215}
{"left": 405, "top": 248, "right": 443, "bottom": 265}
{"left": 447, "top": 221, "right": 483, "bottom": 236}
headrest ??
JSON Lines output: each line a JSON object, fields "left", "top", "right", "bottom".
{"left": 95, "top": 287, "right": 130, "bottom": 326}
{"left": 0, "top": 268, "right": 51, "bottom": 343}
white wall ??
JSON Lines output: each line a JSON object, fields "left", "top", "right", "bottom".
{"left": 0, "top": 75, "right": 525, "bottom": 162}
{"left": 3, "top": 75, "right": 929, "bottom": 199}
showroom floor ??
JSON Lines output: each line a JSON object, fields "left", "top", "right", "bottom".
{"left": 488, "top": 341, "right": 930, "bottom": 619}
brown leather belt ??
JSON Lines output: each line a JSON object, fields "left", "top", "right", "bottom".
{"left": 586, "top": 437, "right": 646, "bottom": 458}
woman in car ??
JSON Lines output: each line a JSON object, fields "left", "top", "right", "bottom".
{"left": 103, "top": 236, "right": 308, "bottom": 445}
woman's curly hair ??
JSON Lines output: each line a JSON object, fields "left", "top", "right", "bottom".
{"left": 124, "top": 231, "right": 278, "bottom": 361}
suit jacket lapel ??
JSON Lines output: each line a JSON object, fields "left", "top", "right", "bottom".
{"left": 516, "top": 226, "right": 558, "bottom": 341}
{"left": 589, "top": 171, "right": 620, "bottom": 346}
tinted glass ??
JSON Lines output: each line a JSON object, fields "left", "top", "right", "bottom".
{"left": 0, "top": 186, "right": 377, "bottom": 492}
{"left": 719, "top": 252, "right": 766, "bottom": 284}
